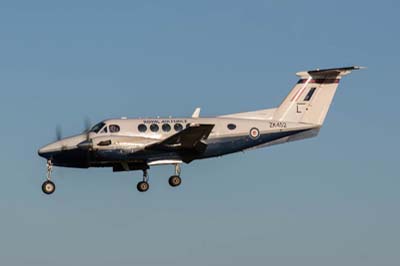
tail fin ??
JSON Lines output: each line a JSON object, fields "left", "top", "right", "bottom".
{"left": 273, "top": 66, "right": 363, "bottom": 125}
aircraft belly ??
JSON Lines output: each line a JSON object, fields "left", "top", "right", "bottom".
{"left": 94, "top": 149, "right": 180, "bottom": 163}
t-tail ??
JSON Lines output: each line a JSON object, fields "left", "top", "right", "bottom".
{"left": 273, "top": 66, "right": 363, "bottom": 125}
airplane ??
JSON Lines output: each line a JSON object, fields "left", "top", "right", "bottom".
{"left": 38, "top": 66, "right": 362, "bottom": 194}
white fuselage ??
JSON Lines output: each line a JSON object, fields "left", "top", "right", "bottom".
{"left": 38, "top": 116, "right": 318, "bottom": 169}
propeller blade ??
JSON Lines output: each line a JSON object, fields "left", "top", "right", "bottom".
{"left": 84, "top": 117, "right": 91, "bottom": 133}
{"left": 82, "top": 117, "right": 93, "bottom": 166}
{"left": 56, "top": 125, "right": 62, "bottom": 141}
{"left": 83, "top": 117, "right": 92, "bottom": 142}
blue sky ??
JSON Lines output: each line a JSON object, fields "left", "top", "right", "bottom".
{"left": 0, "top": 1, "right": 399, "bottom": 265}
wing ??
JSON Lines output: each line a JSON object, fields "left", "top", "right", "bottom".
{"left": 146, "top": 124, "right": 214, "bottom": 154}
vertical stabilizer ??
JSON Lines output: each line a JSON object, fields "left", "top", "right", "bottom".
{"left": 273, "top": 66, "right": 362, "bottom": 125}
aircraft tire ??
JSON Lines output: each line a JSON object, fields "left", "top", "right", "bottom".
{"left": 137, "top": 181, "right": 149, "bottom": 192}
{"left": 42, "top": 180, "right": 56, "bottom": 195}
{"left": 168, "top": 175, "right": 182, "bottom": 187}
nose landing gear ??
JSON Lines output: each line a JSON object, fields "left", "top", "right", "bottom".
{"left": 42, "top": 160, "right": 56, "bottom": 195}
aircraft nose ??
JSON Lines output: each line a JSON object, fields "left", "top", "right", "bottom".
{"left": 38, "top": 148, "right": 50, "bottom": 159}
{"left": 38, "top": 141, "right": 63, "bottom": 159}
{"left": 38, "top": 134, "right": 87, "bottom": 159}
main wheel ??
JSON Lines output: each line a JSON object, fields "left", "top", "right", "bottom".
{"left": 137, "top": 181, "right": 149, "bottom": 192}
{"left": 42, "top": 180, "right": 56, "bottom": 195}
{"left": 168, "top": 175, "right": 182, "bottom": 187}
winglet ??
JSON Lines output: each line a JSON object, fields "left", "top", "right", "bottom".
{"left": 192, "top": 107, "right": 201, "bottom": 118}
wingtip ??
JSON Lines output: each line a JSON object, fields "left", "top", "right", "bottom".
{"left": 354, "top": 66, "right": 367, "bottom": 70}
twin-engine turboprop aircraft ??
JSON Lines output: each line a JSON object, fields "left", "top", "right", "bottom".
{"left": 38, "top": 66, "right": 362, "bottom": 194}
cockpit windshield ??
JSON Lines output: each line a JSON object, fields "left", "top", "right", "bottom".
{"left": 89, "top": 122, "right": 106, "bottom": 133}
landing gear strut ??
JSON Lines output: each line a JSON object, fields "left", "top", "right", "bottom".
{"left": 168, "top": 164, "right": 182, "bottom": 187}
{"left": 137, "top": 169, "right": 150, "bottom": 192}
{"left": 42, "top": 160, "right": 56, "bottom": 195}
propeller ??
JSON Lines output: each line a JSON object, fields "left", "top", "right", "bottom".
{"left": 54, "top": 118, "right": 96, "bottom": 158}
{"left": 78, "top": 117, "right": 94, "bottom": 166}
{"left": 80, "top": 117, "right": 93, "bottom": 149}
{"left": 84, "top": 117, "right": 91, "bottom": 134}
{"left": 56, "top": 125, "right": 62, "bottom": 141}
{"left": 55, "top": 125, "right": 68, "bottom": 151}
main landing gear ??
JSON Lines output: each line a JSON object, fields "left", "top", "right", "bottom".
{"left": 136, "top": 164, "right": 183, "bottom": 192}
{"left": 137, "top": 169, "right": 150, "bottom": 192}
{"left": 42, "top": 160, "right": 56, "bottom": 195}
{"left": 168, "top": 164, "right": 182, "bottom": 187}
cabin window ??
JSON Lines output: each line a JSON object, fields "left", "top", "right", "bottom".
{"left": 162, "top": 123, "right": 171, "bottom": 132}
{"left": 138, "top": 124, "right": 147, "bottom": 132}
{"left": 304, "top": 87, "right": 317, "bottom": 101}
{"left": 227, "top": 123, "right": 236, "bottom": 130}
{"left": 109, "top": 124, "right": 120, "bottom": 133}
{"left": 174, "top": 123, "right": 183, "bottom": 132}
{"left": 150, "top": 124, "right": 159, "bottom": 132}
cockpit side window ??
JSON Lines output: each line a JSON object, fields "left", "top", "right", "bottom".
{"left": 90, "top": 122, "right": 106, "bottom": 133}
{"left": 100, "top": 126, "right": 108, "bottom": 134}
{"left": 109, "top": 124, "right": 120, "bottom": 133}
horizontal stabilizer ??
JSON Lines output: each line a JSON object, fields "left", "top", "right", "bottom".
{"left": 296, "top": 66, "right": 365, "bottom": 78}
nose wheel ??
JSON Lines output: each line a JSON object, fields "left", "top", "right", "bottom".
{"left": 42, "top": 160, "right": 56, "bottom": 195}
{"left": 42, "top": 180, "right": 56, "bottom": 194}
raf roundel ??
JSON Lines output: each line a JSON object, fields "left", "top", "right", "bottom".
{"left": 249, "top": 127, "right": 260, "bottom": 139}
